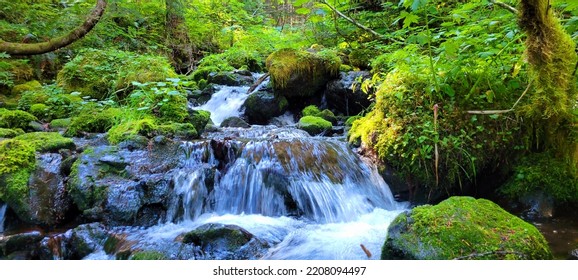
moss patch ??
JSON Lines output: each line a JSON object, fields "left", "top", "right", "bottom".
{"left": 382, "top": 196, "right": 552, "bottom": 260}
{"left": 65, "top": 108, "right": 122, "bottom": 136}
{"left": 0, "top": 108, "right": 37, "bottom": 129}
{"left": 14, "top": 132, "right": 75, "bottom": 153}
{"left": 56, "top": 48, "right": 177, "bottom": 100}
{"left": 297, "top": 116, "right": 332, "bottom": 136}
{"left": 10, "top": 80, "right": 42, "bottom": 96}
{"left": 266, "top": 48, "right": 340, "bottom": 98}
{"left": 0, "top": 139, "right": 36, "bottom": 219}
{"left": 0, "top": 128, "right": 24, "bottom": 138}
{"left": 130, "top": 251, "right": 167, "bottom": 260}
{"left": 188, "top": 109, "right": 211, "bottom": 133}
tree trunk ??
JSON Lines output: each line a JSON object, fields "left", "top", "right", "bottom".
{"left": 0, "top": 0, "right": 107, "bottom": 55}
{"left": 166, "top": 0, "right": 194, "bottom": 74}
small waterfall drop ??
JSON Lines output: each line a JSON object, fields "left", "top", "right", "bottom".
{"left": 0, "top": 202, "right": 7, "bottom": 234}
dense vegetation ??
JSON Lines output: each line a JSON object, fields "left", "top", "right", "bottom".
{"left": 1, "top": 0, "right": 577, "bottom": 210}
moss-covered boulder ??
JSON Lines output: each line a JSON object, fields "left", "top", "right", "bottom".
{"left": 0, "top": 108, "right": 37, "bottom": 130}
{"left": 0, "top": 139, "right": 36, "bottom": 221}
{"left": 14, "top": 132, "right": 75, "bottom": 153}
{"left": 382, "top": 196, "right": 553, "bottom": 260}
{"left": 242, "top": 90, "right": 288, "bottom": 124}
{"left": 56, "top": 49, "right": 177, "bottom": 100}
{"left": 10, "top": 80, "right": 42, "bottom": 96}
{"left": 187, "top": 109, "right": 211, "bottom": 133}
{"left": 0, "top": 128, "right": 24, "bottom": 138}
{"left": 65, "top": 108, "right": 122, "bottom": 136}
{"left": 297, "top": 116, "right": 332, "bottom": 136}
{"left": 107, "top": 117, "right": 198, "bottom": 144}
{"left": 266, "top": 48, "right": 340, "bottom": 99}
{"left": 301, "top": 105, "right": 337, "bottom": 125}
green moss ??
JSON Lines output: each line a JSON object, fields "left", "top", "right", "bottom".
{"left": 266, "top": 48, "right": 340, "bottom": 96}
{"left": 345, "top": 116, "right": 362, "bottom": 127}
{"left": 66, "top": 108, "right": 122, "bottom": 136}
{"left": 10, "top": 80, "right": 42, "bottom": 96}
{"left": 0, "top": 140, "right": 36, "bottom": 218}
{"left": 500, "top": 152, "right": 578, "bottom": 205}
{"left": 382, "top": 197, "right": 553, "bottom": 260}
{"left": 50, "top": 118, "right": 72, "bottom": 129}
{"left": 297, "top": 116, "right": 332, "bottom": 136}
{"left": 0, "top": 108, "right": 37, "bottom": 129}
{"left": 0, "top": 128, "right": 24, "bottom": 138}
{"left": 56, "top": 48, "right": 177, "bottom": 100}
{"left": 29, "top": 104, "right": 48, "bottom": 120}
{"left": 302, "top": 105, "right": 321, "bottom": 117}
{"left": 157, "top": 122, "right": 197, "bottom": 138}
{"left": 14, "top": 132, "right": 75, "bottom": 153}
{"left": 107, "top": 117, "right": 157, "bottom": 145}
{"left": 130, "top": 251, "right": 167, "bottom": 260}
{"left": 188, "top": 110, "right": 211, "bottom": 133}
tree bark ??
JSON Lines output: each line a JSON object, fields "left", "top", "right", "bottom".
{"left": 166, "top": 0, "right": 194, "bottom": 74}
{"left": 0, "top": 0, "right": 107, "bottom": 55}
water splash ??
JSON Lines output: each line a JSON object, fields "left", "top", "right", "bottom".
{"left": 192, "top": 85, "right": 251, "bottom": 125}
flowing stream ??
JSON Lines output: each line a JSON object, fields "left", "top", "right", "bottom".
{"left": 82, "top": 78, "right": 407, "bottom": 260}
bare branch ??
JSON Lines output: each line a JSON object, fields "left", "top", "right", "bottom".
{"left": 0, "top": 0, "right": 107, "bottom": 55}
{"left": 489, "top": 0, "right": 519, "bottom": 15}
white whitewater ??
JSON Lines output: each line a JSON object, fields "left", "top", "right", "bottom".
{"left": 192, "top": 85, "right": 251, "bottom": 125}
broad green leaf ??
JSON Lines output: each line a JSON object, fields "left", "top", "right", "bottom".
{"left": 295, "top": 7, "right": 311, "bottom": 15}
{"left": 402, "top": 12, "right": 420, "bottom": 28}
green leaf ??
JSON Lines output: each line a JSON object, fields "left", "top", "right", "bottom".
{"left": 295, "top": 7, "right": 311, "bottom": 15}
{"left": 294, "top": 0, "right": 309, "bottom": 7}
{"left": 402, "top": 12, "right": 420, "bottom": 28}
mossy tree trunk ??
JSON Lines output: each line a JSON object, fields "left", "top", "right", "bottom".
{"left": 0, "top": 0, "right": 107, "bottom": 55}
{"left": 518, "top": 0, "right": 577, "bottom": 167}
{"left": 166, "top": 0, "right": 194, "bottom": 74}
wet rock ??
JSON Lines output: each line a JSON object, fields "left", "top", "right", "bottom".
{"left": 68, "top": 144, "right": 177, "bottom": 226}
{"left": 0, "top": 231, "right": 44, "bottom": 258}
{"left": 208, "top": 71, "right": 255, "bottom": 86}
{"left": 182, "top": 223, "right": 266, "bottom": 260}
{"left": 25, "top": 153, "right": 72, "bottom": 226}
{"left": 68, "top": 223, "right": 108, "bottom": 259}
{"left": 220, "top": 117, "right": 250, "bottom": 128}
{"left": 382, "top": 197, "right": 553, "bottom": 260}
{"left": 242, "top": 90, "right": 288, "bottom": 125}
{"left": 325, "top": 71, "right": 372, "bottom": 115}
{"left": 104, "top": 233, "right": 136, "bottom": 260}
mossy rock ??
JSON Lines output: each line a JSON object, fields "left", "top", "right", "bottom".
{"left": 302, "top": 105, "right": 321, "bottom": 117}
{"left": 297, "top": 116, "right": 332, "bottom": 136}
{"left": 50, "top": 118, "right": 72, "bottom": 129}
{"left": 65, "top": 108, "right": 122, "bottom": 136}
{"left": 13, "top": 132, "right": 75, "bottom": 153}
{"left": 382, "top": 196, "right": 553, "bottom": 260}
{"left": 242, "top": 91, "right": 288, "bottom": 124}
{"left": 56, "top": 48, "right": 177, "bottom": 100}
{"left": 0, "top": 139, "right": 36, "bottom": 220}
{"left": 10, "top": 80, "right": 42, "bottom": 96}
{"left": 29, "top": 104, "right": 49, "bottom": 120}
{"left": 301, "top": 105, "right": 337, "bottom": 124}
{"left": 182, "top": 223, "right": 253, "bottom": 252}
{"left": 0, "top": 108, "right": 37, "bottom": 130}
{"left": 130, "top": 251, "right": 167, "bottom": 260}
{"left": 107, "top": 117, "right": 157, "bottom": 145}
{"left": 0, "top": 128, "right": 24, "bottom": 138}
{"left": 220, "top": 117, "right": 250, "bottom": 128}
{"left": 266, "top": 48, "right": 340, "bottom": 98}
{"left": 187, "top": 109, "right": 211, "bottom": 133}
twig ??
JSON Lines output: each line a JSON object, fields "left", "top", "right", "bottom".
{"left": 319, "top": 0, "right": 403, "bottom": 44}
{"left": 466, "top": 79, "right": 533, "bottom": 115}
{"left": 360, "top": 244, "right": 372, "bottom": 259}
{"left": 247, "top": 73, "right": 269, "bottom": 94}
{"left": 488, "top": 0, "right": 519, "bottom": 15}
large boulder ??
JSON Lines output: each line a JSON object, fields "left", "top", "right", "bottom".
{"left": 266, "top": 48, "right": 340, "bottom": 102}
{"left": 382, "top": 196, "right": 553, "bottom": 260}
{"left": 242, "top": 90, "right": 288, "bottom": 125}
{"left": 68, "top": 144, "right": 178, "bottom": 226}
{"left": 325, "top": 71, "right": 372, "bottom": 116}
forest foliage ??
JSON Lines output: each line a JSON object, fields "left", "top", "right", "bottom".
{"left": 0, "top": 0, "right": 577, "bottom": 205}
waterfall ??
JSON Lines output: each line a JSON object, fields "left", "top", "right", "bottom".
{"left": 0, "top": 202, "right": 7, "bottom": 234}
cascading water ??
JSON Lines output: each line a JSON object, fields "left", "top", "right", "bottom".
{"left": 85, "top": 77, "right": 407, "bottom": 260}
{"left": 0, "top": 202, "right": 6, "bottom": 234}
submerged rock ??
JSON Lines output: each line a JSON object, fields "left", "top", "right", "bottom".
{"left": 182, "top": 223, "right": 266, "bottom": 260}
{"left": 382, "top": 196, "right": 553, "bottom": 260}
{"left": 0, "top": 231, "right": 44, "bottom": 259}
{"left": 220, "top": 117, "right": 250, "bottom": 128}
